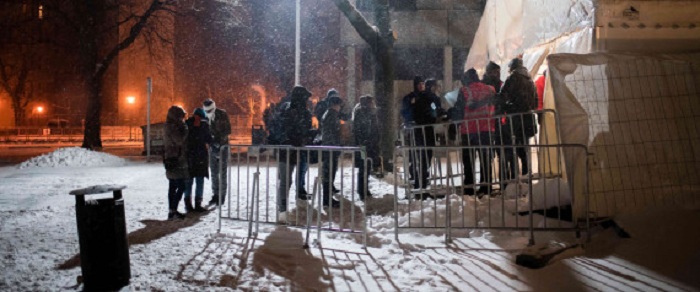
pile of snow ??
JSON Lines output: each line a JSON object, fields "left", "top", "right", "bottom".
{"left": 504, "top": 178, "right": 572, "bottom": 210}
{"left": 17, "top": 147, "right": 127, "bottom": 169}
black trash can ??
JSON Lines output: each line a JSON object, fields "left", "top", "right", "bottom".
{"left": 70, "top": 185, "right": 130, "bottom": 292}
{"left": 252, "top": 124, "right": 266, "bottom": 145}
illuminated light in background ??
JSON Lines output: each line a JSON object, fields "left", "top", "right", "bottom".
{"left": 36, "top": 106, "right": 44, "bottom": 113}
{"left": 126, "top": 96, "right": 136, "bottom": 104}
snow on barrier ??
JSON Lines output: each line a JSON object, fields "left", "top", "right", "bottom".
{"left": 392, "top": 141, "right": 590, "bottom": 245}
{"left": 398, "top": 109, "right": 589, "bottom": 246}
{"left": 216, "top": 145, "right": 369, "bottom": 249}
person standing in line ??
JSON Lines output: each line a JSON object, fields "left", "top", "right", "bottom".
{"left": 410, "top": 78, "right": 444, "bottom": 191}
{"left": 183, "top": 108, "right": 212, "bottom": 212}
{"left": 320, "top": 95, "right": 345, "bottom": 208}
{"left": 482, "top": 61, "right": 503, "bottom": 92}
{"left": 459, "top": 69, "right": 496, "bottom": 196}
{"left": 400, "top": 76, "right": 425, "bottom": 182}
{"left": 495, "top": 58, "right": 538, "bottom": 181}
{"left": 164, "top": 105, "right": 189, "bottom": 220}
{"left": 276, "top": 86, "right": 314, "bottom": 220}
{"left": 203, "top": 98, "right": 231, "bottom": 207}
{"left": 352, "top": 95, "right": 379, "bottom": 201}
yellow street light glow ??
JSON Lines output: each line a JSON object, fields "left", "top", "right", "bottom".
{"left": 126, "top": 96, "right": 136, "bottom": 104}
{"left": 36, "top": 106, "right": 44, "bottom": 113}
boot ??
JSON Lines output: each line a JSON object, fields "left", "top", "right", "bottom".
{"left": 184, "top": 199, "right": 194, "bottom": 212}
{"left": 194, "top": 200, "right": 206, "bottom": 212}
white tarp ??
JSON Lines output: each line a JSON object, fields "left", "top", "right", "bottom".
{"left": 466, "top": 0, "right": 700, "bottom": 219}
{"left": 465, "top": 0, "right": 594, "bottom": 76}
{"left": 547, "top": 52, "right": 700, "bottom": 218}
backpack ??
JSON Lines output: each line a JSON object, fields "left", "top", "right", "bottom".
{"left": 266, "top": 102, "right": 288, "bottom": 145}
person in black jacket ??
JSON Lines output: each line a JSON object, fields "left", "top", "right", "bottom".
{"left": 352, "top": 95, "right": 378, "bottom": 200}
{"left": 183, "top": 108, "right": 212, "bottom": 212}
{"left": 494, "top": 58, "right": 538, "bottom": 182}
{"left": 320, "top": 95, "right": 344, "bottom": 208}
{"left": 411, "top": 78, "right": 445, "bottom": 190}
{"left": 277, "top": 86, "right": 314, "bottom": 217}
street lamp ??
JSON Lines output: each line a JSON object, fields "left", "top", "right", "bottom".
{"left": 36, "top": 106, "right": 44, "bottom": 113}
{"left": 126, "top": 96, "right": 136, "bottom": 104}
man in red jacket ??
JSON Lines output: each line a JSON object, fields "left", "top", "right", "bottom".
{"left": 459, "top": 68, "right": 496, "bottom": 196}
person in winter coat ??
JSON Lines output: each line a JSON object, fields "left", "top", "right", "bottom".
{"left": 410, "top": 78, "right": 445, "bottom": 190}
{"left": 352, "top": 95, "right": 379, "bottom": 200}
{"left": 202, "top": 98, "right": 231, "bottom": 207}
{"left": 400, "top": 76, "right": 425, "bottom": 181}
{"left": 482, "top": 61, "right": 503, "bottom": 92}
{"left": 183, "top": 108, "right": 212, "bottom": 212}
{"left": 459, "top": 69, "right": 496, "bottom": 195}
{"left": 164, "top": 105, "right": 189, "bottom": 220}
{"left": 495, "top": 58, "right": 538, "bottom": 182}
{"left": 320, "top": 95, "right": 345, "bottom": 208}
{"left": 277, "top": 86, "right": 314, "bottom": 218}
{"left": 314, "top": 88, "right": 349, "bottom": 130}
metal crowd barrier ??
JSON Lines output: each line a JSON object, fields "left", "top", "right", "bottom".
{"left": 216, "top": 144, "right": 369, "bottom": 248}
{"left": 392, "top": 143, "right": 590, "bottom": 246}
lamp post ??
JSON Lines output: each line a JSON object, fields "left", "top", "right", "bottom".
{"left": 126, "top": 96, "right": 136, "bottom": 139}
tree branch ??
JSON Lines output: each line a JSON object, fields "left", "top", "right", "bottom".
{"left": 329, "top": 0, "right": 380, "bottom": 48}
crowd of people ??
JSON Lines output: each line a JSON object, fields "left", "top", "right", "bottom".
{"left": 162, "top": 57, "right": 543, "bottom": 219}
{"left": 163, "top": 98, "right": 231, "bottom": 220}
{"left": 400, "top": 57, "right": 542, "bottom": 197}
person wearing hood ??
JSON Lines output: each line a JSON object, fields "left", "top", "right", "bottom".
{"left": 320, "top": 95, "right": 345, "bottom": 208}
{"left": 459, "top": 69, "right": 497, "bottom": 196}
{"left": 352, "top": 95, "right": 379, "bottom": 200}
{"left": 202, "top": 98, "right": 231, "bottom": 207}
{"left": 314, "top": 88, "right": 349, "bottom": 130}
{"left": 183, "top": 108, "right": 212, "bottom": 212}
{"left": 482, "top": 61, "right": 503, "bottom": 92}
{"left": 164, "top": 105, "right": 189, "bottom": 220}
{"left": 494, "top": 58, "right": 538, "bottom": 184}
{"left": 277, "top": 86, "right": 314, "bottom": 219}
{"left": 400, "top": 76, "right": 425, "bottom": 183}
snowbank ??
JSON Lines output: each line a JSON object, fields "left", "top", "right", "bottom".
{"left": 17, "top": 147, "right": 127, "bottom": 169}
{"left": 504, "top": 178, "right": 572, "bottom": 210}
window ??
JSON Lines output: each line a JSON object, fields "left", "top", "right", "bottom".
{"left": 38, "top": 5, "right": 43, "bottom": 20}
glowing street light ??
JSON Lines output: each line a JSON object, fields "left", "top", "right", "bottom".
{"left": 36, "top": 106, "right": 44, "bottom": 113}
{"left": 126, "top": 96, "right": 136, "bottom": 104}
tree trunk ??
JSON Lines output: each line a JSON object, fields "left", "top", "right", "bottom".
{"left": 332, "top": 0, "right": 396, "bottom": 170}
{"left": 82, "top": 78, "right": 103, "bottom": 149}
{"left": 373, "top": 0, "right": 397, "bottom": 170}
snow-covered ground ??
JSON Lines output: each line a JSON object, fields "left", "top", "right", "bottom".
{"left": 1, "top": 147, "right": 699, "bottom": 291}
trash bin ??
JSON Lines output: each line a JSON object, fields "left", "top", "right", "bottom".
{"left": 251, "top": 125, "right": 265, "bottom": 145}
{"left": 69, "top": 185, "right": 130, "bottom": 292}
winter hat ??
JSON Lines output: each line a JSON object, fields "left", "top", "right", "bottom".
{"left": 465, "top": 68, "right": 479, "bottom": 84}
{"left": 291, "top": 86, "right": 312, "bottom": 99}
{"left": 508, "top": 58, "right": 523, "bottom": 71}
{"left": 203, "top": 98, "right": 216, "bottom": 113}
{"left": 326, "top": 88, "right": 340, "bottom": 98}
{"left": 193, "top": 108, "right": 206, "bottom": 118}
{"left": 425, "top": 78, "right": 438, "bottom": 93}
{"left": 413, "top": 76, "right": 424, "bottom": 87}
{"left": 327, "top": 95, "right": 343, "bottom": 106}
{"left": 485, "top": 61, "right": 500, "bottom": 73}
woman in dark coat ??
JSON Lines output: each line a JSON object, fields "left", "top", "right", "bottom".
{"left": 184, "top": 108, "right": 212, "bottom": 212}
{"left": 164, "top": 105, "right": 189, "bottom": 220}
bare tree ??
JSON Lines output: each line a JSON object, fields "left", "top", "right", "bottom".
{"left": 330, "top": 0, "right": 397, "bottom": 167}
{"left": 23, "top": 0, "right": 178, "bottom": 149}
{"left": 0, "top": 9, "right": 41, "bottom": 126}
{"left": 0, "top": 50, "right": 35, "bottom": 126}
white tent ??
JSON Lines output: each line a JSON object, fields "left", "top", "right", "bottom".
{"left": 466, "top": 0, "right": 700, "bottom": 219}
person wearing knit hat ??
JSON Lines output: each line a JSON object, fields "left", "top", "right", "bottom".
{"left": 313, "top": 88, "right": 349, "bottom": 129}
{"left": 183, "top": 108, "right": 213, "bottom": 212}
{"left": 482, "top": 61, "right": 502, "bottom": 92}
{"left": 495, "top": 57, "right": 537, "bottom": 187}
{"left": 400, "top": 75, "right": 425, "bottom": 183}
{"left": 202, "top": 97, "right": 231, "bottom": 207}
